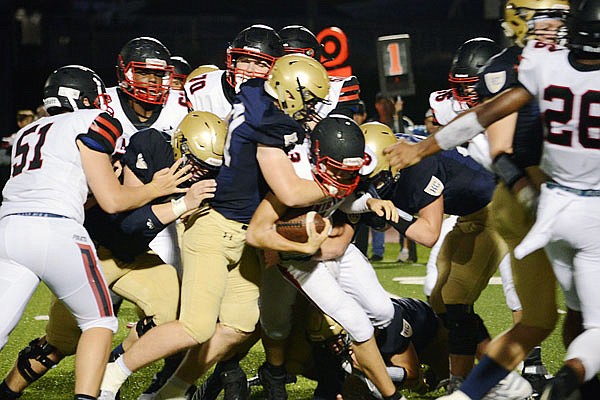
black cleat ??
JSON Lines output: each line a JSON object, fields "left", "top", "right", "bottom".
{"left": 190, "top": 371, "right": 222, "bottom": 400}
{"left": 540, "top": 366, "right": 581, "bottom": 400}
{"left": 258, "top": 363, "right": 288, "bottom": 400}
{"left": 221, "top": 367, "right": 250, "bottom": 400}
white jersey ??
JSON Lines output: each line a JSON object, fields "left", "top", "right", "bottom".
{"left": 429, "top": 89, "right": 469, "bottom": 125}
{"left": 316, "top": 75, "right": 360, "bottom": 118}
{"left": 108, "top": 86, "right": 188, "bottom": 154}
{"left": 1, "top": 110, "right": 120, "bottom": 224}
{"left": 518, "top": 40, "right": 600, "bottom": 190}
{"left": 429, "top": 88, "right": 492, "bottom": 169}
{"left": 184, "top": 70, "right": 234, "bottom": 120}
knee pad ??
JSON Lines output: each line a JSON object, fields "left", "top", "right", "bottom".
{"left": 445, "top": 304, "right": 478, "bottom": 355}
{"left": 135, "top": 316, "right": 156, "bottom": 338}
{"left": 16, "top": 337, "right": 60, "bottom": 383}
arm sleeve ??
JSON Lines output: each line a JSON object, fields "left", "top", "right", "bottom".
{"left": 77, "top": 112, "right": 122, "bottom": 154}
{"left": 119, "top": 204, "right": 167, "bottom": 239}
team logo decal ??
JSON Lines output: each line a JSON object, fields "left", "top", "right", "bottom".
{"left": 400, "top": 319, "right": 413, "bottom": 338}
{"left": 484, "top": 71, "right": 506, "bottom": 94}
{"left": 424, "top": 176, "right": 444, "bottom": 196}
{"left": 136, "top": 153, "right": 148, "bottom": 169}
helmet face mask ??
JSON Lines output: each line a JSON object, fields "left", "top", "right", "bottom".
{"left": 172, "top": 111, "right": 227, "bottom": 187}
{"left": 310, "top": 115, "right": 365, "bottom": 198}
{"left": 265, "top": 54, "right": 331, "bottom": 124}
{"left": 502, "top": 0, "right": 570, "bottom": 47}
{"left": 43, "top": 65, "right": 112, "bottom": 116}
{"left": 116, "top": 37, "right": 174, "bottom": 105}
{"left": 448, "top": 37, "right": 502, "bottom": 107}
{"left": 226, "top": 24, "right": 284, "bottom": 90}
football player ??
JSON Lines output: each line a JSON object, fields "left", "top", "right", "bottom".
{"left": 423, "top": 37, "right": 531, "bottom": 394}
{"left": 98, "top": 54, "right": 336, "bottom": 400}
{"left": 306, "top": 296, "right": 448, "bottom": 399}
{"left": 170, "top": 56, "right": 192, "bottom": 91}
{"left": 278, "top": 24, "right": 362, "bottom": 119}
{"left": 384, "top": 1, "right": 600, "bottom": 399}
{"left": 0, "top": 111, "right": 222, "bottom": 400}
{"left": 0, "top": 65, "right": 186, "bottom": 400}
{"left": 362, "top": 122, "right": 534, "bottom": 400}
{"left": 137, "top": 24, "right": 289, "bottom": 400}
{"left": 246, "top": 115, "right": 401, "bottom": 400}
{"left": 184, "top": 24, "right": 283, "bottom": 120}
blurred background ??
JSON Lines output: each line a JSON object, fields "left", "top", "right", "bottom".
{"left": 1, "top": 0, "right": 507, "bottom": 136}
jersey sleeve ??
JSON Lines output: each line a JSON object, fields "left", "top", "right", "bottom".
{"left": 390, "top": 157, "right": 444, "bottom": 214}
{"left": 121, "top": 128, "right": 174, "bottom": 184}
{"left": 330, "top": 76, "right": 361, "bottom": 117}
{"left": 475, "top": 47, "right": 520, "bottom": 99}
{"left": 516, "top": 41, "right": 550, "bottom": 97}
{"left": 238, "top": 79, "right": 305, "bottom": 150}
{"left": 78, "top": 112, "right": 122, "bottom": 154}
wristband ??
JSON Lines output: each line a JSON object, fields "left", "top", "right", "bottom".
{"left": 492, "top": 153, "right": 525, "bottom": 188}
{"left": 170, "top": 197, "right": 188, "bottom": 217}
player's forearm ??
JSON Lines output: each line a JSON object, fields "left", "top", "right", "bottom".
{"left": 405, "top": 218, "right": 440, "bottom": 248}
{"left": 272, "top": 178, "right": 327, "bottom": 208}
{"left": 246, "top": 227, "right": 316, "bottom": 254}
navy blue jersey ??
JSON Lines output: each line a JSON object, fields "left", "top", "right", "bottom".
{"left": 84, "top": 128, "right": 173, "bottom": 262}
{"left": 385, "top": 149, "right": 495, "bottom": 216}
{"left": 376, "top": 298, "right": 441, "bottom": 359}
{"left": 211, "top": 79, "right": 304, "bottom": 223}
{"left": 121, "top": 128, "right": 174, "bottom": 184}
{"left": 476, "top": 46, "right": 544, "bottom": 167}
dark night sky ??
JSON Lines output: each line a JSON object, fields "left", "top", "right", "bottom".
{"left": 1, "top": 0, "right": 503, "bottom": 133}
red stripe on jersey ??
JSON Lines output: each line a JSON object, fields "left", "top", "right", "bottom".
{"left": 339, "top": 93, "right": 360, "bottom": 101}
{"left": 78, "top": 243, "right": 113, "bottom": 317}
{"left": 89, "top": 120, "right": 117, "bottom": 148}
{"left": 96, "top": 115, "right": 121, "bottom": 141}
{"left": 340, "top": 84, "right": 360, "bottom": 93}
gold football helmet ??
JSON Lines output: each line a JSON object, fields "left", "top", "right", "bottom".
{"left": 265, "top": 54, "right": 330, "bottom": 122}
{"left": 184, "top": 64, "right": 220, "bottom": 85}
{"left": 306, "top": 307, "right": 349, "bottom": 356}
{"left": 172, "top": 111, "right": 226, "bottom": 184}
{"left": 502, "top": 0, "right": 569, "bottom": 47}
{"left": 360, "top": 122, "right": 399, "bottom": 197}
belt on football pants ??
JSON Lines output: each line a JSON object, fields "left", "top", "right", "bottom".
{"left": 8, "top": 212, "right": 68, "bottom": 218}
{"left": 546, "top": 181, "right": 600, "bottom": 197}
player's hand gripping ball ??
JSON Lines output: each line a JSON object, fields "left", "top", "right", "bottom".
{"left": 275, "top": 210, "right": 326, "bottom": 243}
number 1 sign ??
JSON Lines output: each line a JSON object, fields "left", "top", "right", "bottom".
{"left": 376, "top": 34, "right": 415, "bottom": 97}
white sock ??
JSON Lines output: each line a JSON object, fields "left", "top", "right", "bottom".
{"left": 101, "top": 361, "right": 131, "bottom": 393}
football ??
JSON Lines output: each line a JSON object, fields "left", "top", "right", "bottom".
{"left": 275, "top": 210, "right": 326, "bottom": 243}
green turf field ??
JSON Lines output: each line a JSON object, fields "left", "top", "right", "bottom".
{"left": 0, "top": 243, "right": 567, "bottom": 399}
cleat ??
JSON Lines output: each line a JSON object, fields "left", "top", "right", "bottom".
{"left": 98, "top": 390, "right": 117, "bottom": 400}
{"left": 221, "top": 367, "right": 250, "bottom": 400}
{"left": 539, "top": 366, "right": 581, "bottom": 400}
{"left": 258, "top": 363, "right": 288, "bottom": 400}
{"left": 437, "top": 376, "right": 464, "bottom": 394}
{"left": 190, "top": 372, "right": 222, "bottom": 400}
{"left": 483, "top": 371, "right": 533, "bottom": 400}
